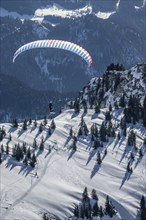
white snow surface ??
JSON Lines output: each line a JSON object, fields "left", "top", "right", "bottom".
{"left": 95, "top": 11, "right": 116, "bottom": 20}
{"left": 0, "top": 4, "right": 92, "bottom": 23}
{"left": 34, "top": 4, "right": 92, "bottom": 19}
{"left": 0, "top": 5, "right": 116, "bottom": 21}
{"left": 0, "top": 108, "right": 146, "bottom": 219}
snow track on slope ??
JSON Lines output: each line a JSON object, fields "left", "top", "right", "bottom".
{"left": 2, "top": 150, "right": 56, "bottom": 220}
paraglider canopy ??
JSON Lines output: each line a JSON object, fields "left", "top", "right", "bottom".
{"left": 13, "top": 39, "right": 93, "bottom": 67}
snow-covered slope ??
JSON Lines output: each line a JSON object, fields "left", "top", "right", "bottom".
{"left": 1, "top": 63, "right": 146, "bottom": 219}
{"left": 1, "top": 110, "right": 146, "bottom": 218}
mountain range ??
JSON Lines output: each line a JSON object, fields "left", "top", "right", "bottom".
{"left": 0, "top": 0, "right": 145, "bottom": 93}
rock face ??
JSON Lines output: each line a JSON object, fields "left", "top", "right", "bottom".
{"left": 0, "top": 0, "right": 145, "bottom": 93}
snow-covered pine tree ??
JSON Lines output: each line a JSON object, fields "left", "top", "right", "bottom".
{"left": 23, "top": 119, "right": 27, "bottom": 130}
{"left": 97, "top": 152, "right": 102, "bottom": 165}
{"left": 50, "top": 119, "right": 56, "bottom": 129}
{"left": 91, "top": 189, "right": 98, "bottom": 201}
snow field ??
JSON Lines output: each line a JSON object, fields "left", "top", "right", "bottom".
{"left": 0, "top": 109, "right": 146, "bottom": 219}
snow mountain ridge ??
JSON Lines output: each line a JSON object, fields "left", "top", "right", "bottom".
{"left": 76, "top": 63, "right": 146, "bottom": 109}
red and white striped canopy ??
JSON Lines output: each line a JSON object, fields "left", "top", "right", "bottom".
{"left": 13, "top": 39, "right": 92, "bottom": 66}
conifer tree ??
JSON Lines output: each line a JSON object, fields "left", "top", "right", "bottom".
{"left": 105, "top": 111, "right": 111, "bottom": 121}
{"left": 19, "top": 145, "right": 24, "bottom": 160}
{"left": 6, "top": 144, "right": 9, "bottom": 155}
{"left": 127, "top": 161, "right": 131, "bottom": 172}
{"left": 29, "top": 118, "right": 32, "bottom": 125}
{"left": 1, "top": 127, "right": 6, "bottom": 139}
{"left": 39, "top": 123, "right": 43, "bottom": 132}
{"left": 119, "top": 94, "right": 126, "bottom": 107}
{"left": 97, "top": 152, "right": 102, "bottom": 165}
{"left": 90, "top": 123, "right": 95, "bottom": 135}
{"left": 143, "top": 111, "right": 146, "bottom": 127}
{"left": 34, "top": 119, "right": 37, "bottom": 127}
{"left": 22, "top": 142, "right": 27, "bottom": 154}
{"left": 84, "top": 105, "right": 87, "bottom": 113}
{"left": 69, "top": 127, "right": 73, "bottom": 137}
{"left": 16, "top": 144, "right": 23, "bottom": 161}
{"left": 111, "top": 128, "right": 116, "bottom": 137}
{"left": 33, "top": 139, "right": 38, "bottom": 149}
{"left": 99, "top": 206, "right": 104, "bottom": 218}
{"left": 95, "top": 104, "right": 100, "bottom": 114}
{"left": 100, "top": 122, "right": 107, "bottom": 142}
{"left": 143, "top": 96, "right": 146, "bottom": 109}
{"left": 9, "top": 133, "right": 12, "bottom": 141}
{"left": 39, "top": 139, "right": 44, "bottom": 151}
{"left": 1, "top": 144, "right": 4, "bottom": 153}
{"left": 139, "top": 148, "right": 143, "bottom": 157}
{"left": 128, "top": 95, "right": 134, "bottom": 108}
{"left": 81, "top": 116, "right": 84, "bottom": 126}
{"left": 42, "top": 213, "right": 48, "bottom": 220}
{"left": 0, "top": 130, "right": 2, "bottom": 142}
{"left": 91, "top": 189, "right": 98, "bottom": 201}
{"left": 104, "top": 148, "right": 107, "bottom": 156}
{"left": 105, "top": 195, "right": 116, "bottom": 217}
{"left": 74, "top": 205, "right": 79, "bottom": 218}
{"left": 117, "top": 132, "right": 121, "bottom": 140}
{"left": 93, "top": 138, "right": 100, "bottom": 149}
{"left": 23, "top": 156, "right": 28, "bottom": 166}
{"left": 73, "top": 136, "right": 77, "bottom": 143}
{"left": 95, "top": 126, "right": 99, "bottom": 138}
{"left": 140, "top": 195, "right": 146, "bottom": 210}
{"left": 72, "top": 139, "right": 77, "bottom": 151}
{"left": 141, "top": 208, "right": 146, "bottom": 220}
{"left": 50, "top": 119, "right": 56, "bottom": 129}
{"left": 105, "top": 195, "right": 110, "bottom": 214}
{"left": 78, "top": 127, "right": 82, "bottom": 136}
{"left": 82, "top": 187, "right": 89, "bottom": 202}
{"left": 31, "top": 153, "right": 37, "bottom": 164}
{"left": 123, "top": 126, "right": 127, "bottom": 136}
{"left": 23, "top": 119, "right": 27, "bottom": 130}
{"left": 130, "top": 152, "right": 134, "bottom": 160}
{"left": 48, "top": 127, "right": 52, "bottom": 136}
{"left": 12, "top": 145, "right": 16, "bottom": 158}
{"left": 12, "top": 119, "right": 18, "bottom": 128}
{"left": 26, "top": 147, "right": 31, "bottom": 159}
{"left": 114, "top": 101, "right": 119, "bottom": 109}
{"left": 29, "top": 160, "right": 35, "bottom": 168}
{"left": 140, "top": 195, "right": 146, "bottom": 220}
{"left": 83, "top": 121, "right": 89, "bottom": 136}
{"left": 92, "top": 202, "right": 99, "bottom": 217}
{"left": 84, "top": 203, "right": 91, "bottom": 218}
{"left": 109, "top": 104, "right": 112, "bottom": 112}
{"left": 43, "top": 116, "right": 48, "bottom": 126}
{"left": 30, "top": 153, "right": 36, "bottom": 168}
{"left": 128, "top": 130, "right": 136, "bottom": 146}
{"left": 79, "top": 205, "right": 84, "bottom": 218}
{"left": 74, "top": 98, "right": 80, "bottom": 113}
